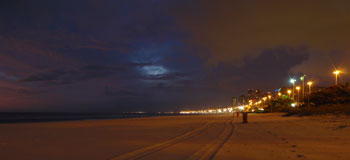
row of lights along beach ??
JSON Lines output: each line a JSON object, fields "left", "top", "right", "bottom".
{"left": 180, "top": 70, "right": 343, "bottom": 114}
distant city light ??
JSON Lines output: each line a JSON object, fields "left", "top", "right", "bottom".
{"left": 290, "top": 79, "right": 296, "bottom": 84}
{"left": 333, "top": 70, "right": 341, "bottom": 85}
{"left": 333, "top": 70, "right": 340, "bottom": 75}
{"left": 180, "top": 107, "right": 237, "bottom": 114}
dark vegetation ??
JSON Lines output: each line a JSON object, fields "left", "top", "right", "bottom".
{"left": 285, "top": 104, "right": 350, "bottom": 116}
{"left": 268, "top": 83, "right": 350, "bottom": 116}
{"left": 265, "top": 98, "right": 294, "bottom": 112}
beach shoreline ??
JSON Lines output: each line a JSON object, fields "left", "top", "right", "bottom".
{"left": 1, "top": 113, "right": 350, "bottom": 160}
{"left": 0, "top": 112, "right": 182, "bottom": 124}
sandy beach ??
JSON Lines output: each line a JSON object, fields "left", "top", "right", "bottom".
{"left": 1, "top": 113, "right": 350, "bottom": 160}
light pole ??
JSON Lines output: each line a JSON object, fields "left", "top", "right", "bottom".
{"left": 263, "top": 97, "right": 267, "bottom": 107}
{"left": 307, "top": 81, "right": 313, "bottom": 107}
{"left": 333, "top": 70, "right": 340, "bottom": 85}
{"left": 290, "top": 79, "right": 296, "bottom": 100}
{"left": 300, "top": 75, "right": 306, "bottom": 101}
{"left": 268, "top": 95, "right": 272, "bottom": 112}
{"left": 296, "top": 86, "right": 301, "bottom": 103}
{"left": 287, "top": 90, "right": 292, "bottom": 98}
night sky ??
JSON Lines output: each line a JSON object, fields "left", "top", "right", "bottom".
{"left": 1, "top": 0, "right": 350, "bottom": 112}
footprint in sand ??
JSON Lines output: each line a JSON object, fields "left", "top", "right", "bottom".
{"left": 281, "top": 137, "right": 288, "bottom": 142}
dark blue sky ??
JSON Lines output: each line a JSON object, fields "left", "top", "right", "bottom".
{"left": 0, "top": 0, "right": 349, "bottom": 112}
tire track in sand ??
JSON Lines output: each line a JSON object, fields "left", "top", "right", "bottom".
{"left": 188, "top": 119, "right": 234, "bottom": 160}
{"left": 110, "top": 121, "right": 214, "bottom": 160}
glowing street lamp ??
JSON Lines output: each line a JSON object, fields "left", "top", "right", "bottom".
{"left": 290, "top": 79, "right": 296, "bottom": 99}
{"left": 287, "top": 90, "right": 292, "bottom": 98}
{"left": 300, "top": 75, "right": 306, "bottom": 101}
{"left": 307, "top": 81, "right": 313, "bottom": 94}
{"left": 268, "top": 95, "right": 272, "bottom": 105}
{"left": 333, "top": 70, "right": 341, "bottom": 85}
{"left": 290, "top": 79, "right": 296, "bottom": 84}
{"left": 262, "top": 97, "right": 267, "bottom": 106}
{"left": 278, "top": 92, "right": 281, "bottom": 97}
{"left": 268, "top": 95, "right": 272, "bottom": 112}
{"left": 296, "top": 86, "right": 301, "bottom": 103}
{"left": 307, "top": 81, "right": 313, "bottom": 107}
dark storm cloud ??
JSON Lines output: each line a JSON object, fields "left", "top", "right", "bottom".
{"left": 141, "top": 72, "right": 193, "bottom": 81}
{"left": 20, "top": 70, "right": 66, "bottom": 82}
{"left": 20, "top": 62, "right": 152, "bottom": 85}
{"left": 183, "top": 46, "right": 310, "bottom": 95}
{"left": 0, "top": 0, "right": 349, "bottom": 111}
{"left": 0, "top": 0, "right": 176, "bottom": 64}
{"left": 165, "top": 0, "right": 350, "bottom": 67}
{"left": 0, "top": 72, "right": 18, "bottom": 81}
{"left": 240, "top": 47, "right": 309, "bottom": 88}
{"left": 103, "top": 87, "right": 145, "bottom": 97}
{"left": 16, "top": 88, "right": 48, "bottom": 95}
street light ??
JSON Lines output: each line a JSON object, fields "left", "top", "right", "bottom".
{"left": 307, "top": 81, "right": 313, "bottom": 107}
{"left": 333, "top": 70, "right": 341, "bottom": 85}
{"left": 290, "top": 79, "right": 296, "bottom": 99}
{"left": 300, "top": 75, "right": 306, "bottom": 101}
{"left": 287, "top": 90, "right": 292, "bottom": 98}
{"left": 268, "top": 95, "right": 272, "bottom": 112}
{"left": 262, "top": 97, "right": 267, "bottom": 106}
{"left": 296, "top": 86, "right": 301, "bottom": 103}
{"left": 307, "top": 81, "right": 313, "bottom": 93}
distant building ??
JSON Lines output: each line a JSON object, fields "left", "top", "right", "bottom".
{"left": 238, "top": 95, "right": 248, "bottom": 105}
{"left": 232, "top": 97, "right": 237, "bottom": 107}
{"left": 248, "top": 89, "right": 262, "bottom": 100}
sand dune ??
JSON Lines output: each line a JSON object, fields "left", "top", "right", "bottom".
{"left": 1, "top": 114, "right": 350, "bottom": 160}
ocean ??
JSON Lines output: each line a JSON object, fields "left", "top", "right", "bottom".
{"left": 0, "top": 112, "right": 179, "bottom": 123}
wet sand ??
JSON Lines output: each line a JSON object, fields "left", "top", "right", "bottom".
{"left": 1, "top": 113, "right": 350, "bottom": 160}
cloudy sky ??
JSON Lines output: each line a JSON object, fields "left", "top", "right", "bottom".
{"left": 0, "top": 0, "right": 349, "bottom": 112}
